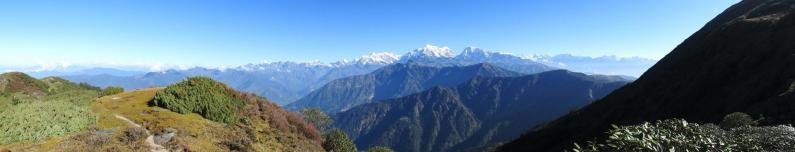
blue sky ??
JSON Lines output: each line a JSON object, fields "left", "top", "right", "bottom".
{"left": 0, "top": 0, "right": 738, "bottom": 68}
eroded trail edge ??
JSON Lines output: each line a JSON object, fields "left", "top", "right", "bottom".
{"left": 114, "top": 114, "right": 168, "bottom": 152}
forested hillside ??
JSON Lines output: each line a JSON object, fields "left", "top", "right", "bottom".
{"left": 334, "top": 70, "right": 628, "bottom": 152}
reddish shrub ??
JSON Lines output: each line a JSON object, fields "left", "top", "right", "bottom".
{"left": 238, "top": 93, "right": 322, "bottom": 142}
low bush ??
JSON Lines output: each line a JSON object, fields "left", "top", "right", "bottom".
{"left": 243, "top": 93, "right": 322, "bottom": 141}
{"left": 574, "top": 112, "right": 795, "bottom": 152}
{"left": 0, "top": 89, "right": 98, "bottom": 144}
{"left": 0, "top": 99, "right": 96, "bottom": 144}
{"left": 219, "top": 130, "right": 255, "bottom": 152}
{"left": 719, "top": 112, "right": 758, "bottom": 129}
{"left": 77, "top": 82, "right": 101, "bottom": 91}
{"left": 56, "top": 129, "right": 116, "bottom": 152}
{"left": 151, "top": 77, "right": 324, "bottom": 150}
{"left": 151, "top": 77, "right": 245, "bottom": 124}
{"left": 41, "top": 77, "right": 97, "bottom": 94}
{"left": 100, "top": 86, "right": 125, "bottom": 96}
{"left": 300, "top": 108, "right": 333, "bottom": 133}
{"left": 323, "top": 128, "right": 357, "bottom": 152}
{"left": 120, "top": 127, "right": 148, "bottom": 144}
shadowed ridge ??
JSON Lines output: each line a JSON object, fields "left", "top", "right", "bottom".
{"left": 287, "top": 63, "right": 522, "bottom": 114}
{"left": 500, "top": 0, "right": 795, "bottom": 151}
{"left": 334, "top": 70, "right": 629, "bottom": 152}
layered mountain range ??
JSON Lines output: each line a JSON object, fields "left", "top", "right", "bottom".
{"left": 285, "top": 63, "right": 523, "bottom": 114}
{"left": 56, "top": 45, "right": 560, "bottom": 105}
{"left": 333, "top": 70, "right": 629, "bottom": 152}
{"left": 501, "top": 0, "right": 795, "bottom": 151}
{"left": 5, "top": 45, "right": 654, "bottom": 105}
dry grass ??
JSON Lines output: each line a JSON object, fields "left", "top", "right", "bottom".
{"left": 3, "top": 87, "right": 324, "bottom": 152}
{"left": 93, "top": 88, "right": 229, "bottom": 151}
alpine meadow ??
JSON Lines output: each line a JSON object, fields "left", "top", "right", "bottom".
{"left": 9, "top": 0, "right": 795, "bottom": 152}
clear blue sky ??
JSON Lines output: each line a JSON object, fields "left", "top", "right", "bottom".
{"left": 0, "top": 0, "right": 738, "bottom": 68}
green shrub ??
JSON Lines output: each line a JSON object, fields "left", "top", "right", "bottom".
{"left": 300, "top": 108, "right": 333, "bottom": 133}
{"left": 0, "top": 73, "right": 100, "bottom": 145}
{"left": 323, "top": 128, "right": 357, "bottom": 152}
{"left": 574, "top": 113, "right": 795, "bottom": 152}
{"left": 151, "top": 77, "right": 245, "bottom": 124}
{"left": 0, "top": 92, "right": 97, "bottom": 144}
{"left": 100, "top": 86, "right": 125, "bottom": 96}
{"left": 78, "top": 82, "right": 101, "bottom": 91}
{"left": 719, "top": 112, "right": 758, "bottom": 129}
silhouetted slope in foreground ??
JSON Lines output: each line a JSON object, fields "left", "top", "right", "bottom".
{"left": 501, "top": 0, "right": 795, "bottom": 151}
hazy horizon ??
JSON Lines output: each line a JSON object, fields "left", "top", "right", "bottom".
{"left": 1, "top": 0, "right": 736, "bottom": 69}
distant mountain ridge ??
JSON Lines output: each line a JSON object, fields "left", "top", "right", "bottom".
{"left": 18, "top": 44, "right": 653, "bottom": 105}
{"left": 333, "top": 70, "right": 629, "bottom": 152}
{"left": 286, "top": 63, "right": 523, "bottom": 114}
{"left": 57, "top": 45, "right": 559, "bottom": 105}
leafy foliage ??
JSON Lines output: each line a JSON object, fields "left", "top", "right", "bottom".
{"left": 367, "top": 146, "right": 395, "bottom": 152}
{"left": 0, "top": 74, "right": 100, "bottom": 144}
{"left": 0, "top": 90, "right": 98, "bottom": 144}
{"left": 149, "top": 77, "right": 324, "bottom": 150}
{"left": 41, "top": 77, "right": 101, "bottom": 94}
{"left": 151, "top": 76, "right": 246, "bottom": 124}
{"left": 238, "top": 92, "right": 323, "bottom": 143}
{"left": 324, "top": 128, "right": 357, "bottom": 152}
{"left": 574, "top": 113, "right": 795, "bottom": 152}
{"left": 100, "top": 86, "right": 124, "bottom": 96}
{"left": 300, "top": 108, "right": 333, "bottom": 133}
{"left": 120, "top": 127, "right": 148, "bottom": 144}
{"left": 719, "top": 112, "right": 758, "bottom": 130}
{"left": 77, "top": 82, "right": 101, "bottom": 91}
{"left": 3, "top": 75, "right": 324, "bottom": 151}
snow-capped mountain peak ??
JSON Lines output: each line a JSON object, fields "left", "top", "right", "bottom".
{"left": 404, "top": 44, "right": 455, "bottom": 58}
{"left": 356, "top": 52, "right": 400, "bottom": 65}
{"left": 459, "top": 47, "right": 490, "bottom": 58}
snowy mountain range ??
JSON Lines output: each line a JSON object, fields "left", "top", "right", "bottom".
{"left": 1, "top": 44, "right": 657, "bottom": 105}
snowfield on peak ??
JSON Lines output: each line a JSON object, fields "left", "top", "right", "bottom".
{"left": 355, "top": 52, "right": 400, "bottom": 65}
{"left": 402, "top": 44, "right": 456, "bottom": 59}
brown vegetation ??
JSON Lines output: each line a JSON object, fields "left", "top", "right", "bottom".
{"left": 240, "top": 93, "right": 322, "bottom": 142}
{"left": 0, "top": 72, "right": 48, "bottom": 97}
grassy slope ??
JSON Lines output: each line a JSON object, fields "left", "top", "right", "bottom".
{"left": 0, "top": 74, "right": 323, "bottom": 151}
{"left": 96, "top": 88, "right": 323, "bottom": 151}
{"left": 93, "top": 88, "right": 235, "bottom": 151}
{"left": 148, "top": 77, "right": 324, "bottom": 151}
{"left": 3, "top": 88, "right": 322, "bottom": 151}
{"left": 0, "top": 72, "right": 49, "bottom": 97}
